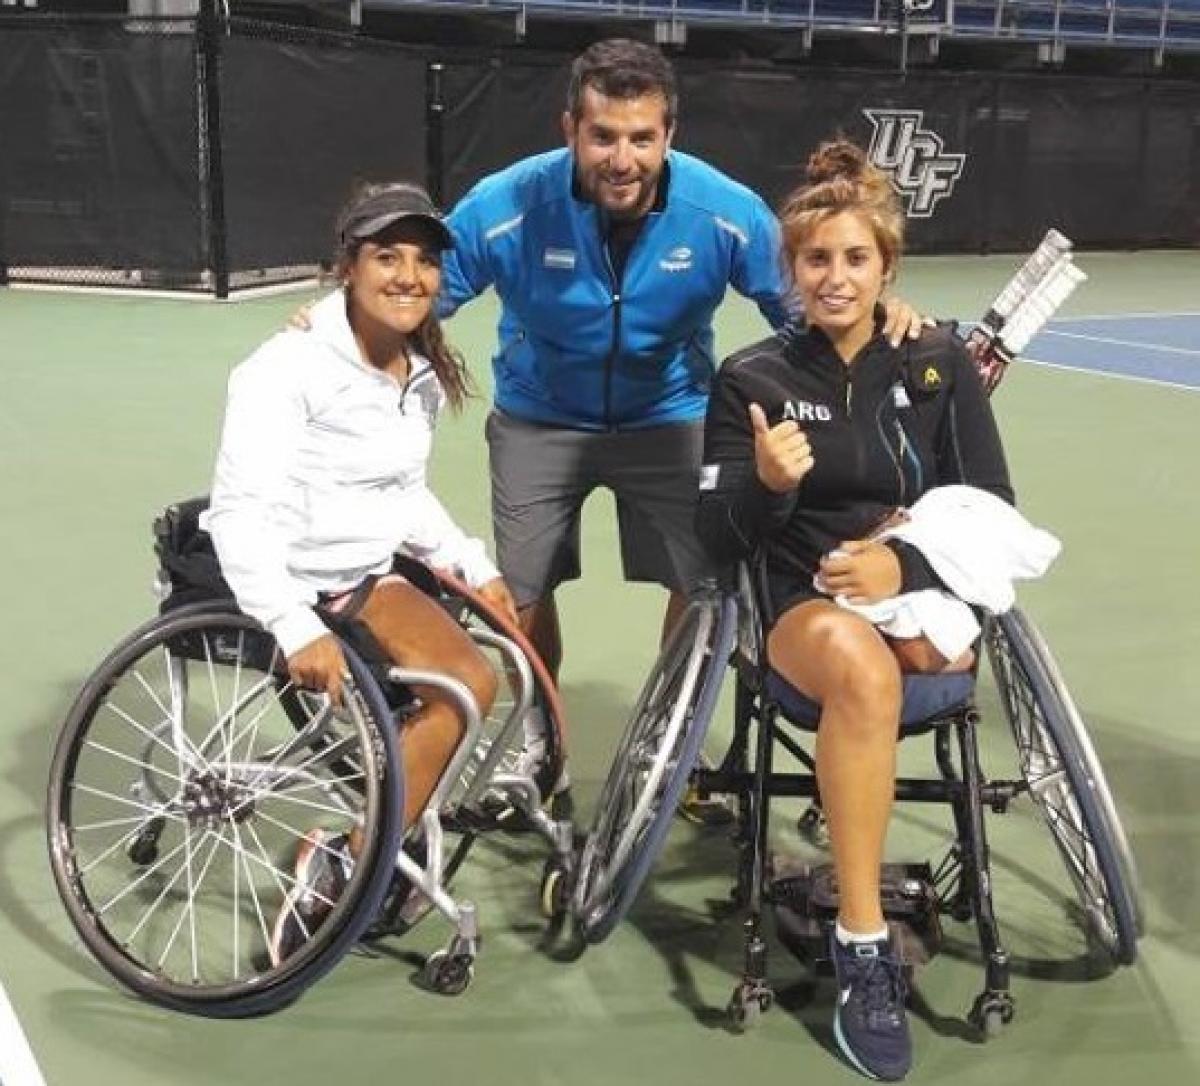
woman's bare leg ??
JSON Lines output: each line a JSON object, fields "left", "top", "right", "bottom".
{"left": 356, "top": 580, "right": 498, "bottom": 827}
{"left": 888, "top": 635, "right": 974, "bottom": 674}
{"left": 768, "top": 600, "right": 901, "bottom": 934}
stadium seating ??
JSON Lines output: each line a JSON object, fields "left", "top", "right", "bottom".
{"left": 373, "top": 0, "right": 1200, "bottom": 51}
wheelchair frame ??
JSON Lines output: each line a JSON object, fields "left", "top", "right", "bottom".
{"left": 571, "top": 563, "right": 1142, "bottom": 1036}
{"left": 47, "top": 502, "right": 576, "bottom": 1015}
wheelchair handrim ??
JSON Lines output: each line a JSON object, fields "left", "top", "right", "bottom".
{"left": 46, "top": 610, "right": 404, "bottom": 1013}
{"left": 988, "top": 609, "right": 1141, "bottom": 963}
{"left": 575, "top": 595, "right": 736, "bottom": 939}
{"left": 574, "top": 601, "right": 714, "bottom": 920}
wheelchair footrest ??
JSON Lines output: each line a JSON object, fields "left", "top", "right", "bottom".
{"left": 769, "top": 856, "right": 943, "bottom": 974}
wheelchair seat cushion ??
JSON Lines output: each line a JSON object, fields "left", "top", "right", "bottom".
{"left": 765, "top": 669, "right": 975, "bottom": 735}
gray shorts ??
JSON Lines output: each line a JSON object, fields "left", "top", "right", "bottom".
{"left": 486, "top": 410, "right": 718, "bottom": 608}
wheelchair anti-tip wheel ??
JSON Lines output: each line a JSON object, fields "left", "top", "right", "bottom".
{"left": 47, "top": 605, "right": 404, "bottom": 1016}
{"left": 572, "top": 593, "right": 737, "bottom": 943}
{"left": 986, "top": 608, "right": 1142, "bottom": 965}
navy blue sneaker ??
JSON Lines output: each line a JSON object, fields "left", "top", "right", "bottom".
{"left": 829, "top": 930, "right": 912, "bottom": 1081}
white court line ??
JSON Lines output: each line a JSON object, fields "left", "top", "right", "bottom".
{"left": 6, "top": 278, "right": 321, "bottom": 303}
{"left": 1050, "top": 310, "right": 1200, "bottom": 322}
{"left": 0, "top": 980, "right": 47, "bottom": 1086}
{"left": 1039, "top": 329, "right": 1200, "bottom": 357}
{"left": 1022, "top": 354, "right": 1200, "bottom": 393}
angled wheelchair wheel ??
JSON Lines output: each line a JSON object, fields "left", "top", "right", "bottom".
{"left": 986, "top": 608, "right": 1142, "bottom": 965}
{"left": 573, "top": 592, "right": 737, "bottom": 944}
{"left": 47, "top": 606, "right": 404, "bottom": 1017}
{"left": 430, "top": 569, "right": 567, "bottom": 815}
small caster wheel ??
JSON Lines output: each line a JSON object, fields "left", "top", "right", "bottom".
{"left": 727, "top": 982, "right": 773, "bottom": 1032}
{"left": 424, "top": 949, "right": 474, "bottom": 996}
{"left": 968, "top": 991, "right": 1014, "bottom": 1039}
{"left": 539, "top": 858, "right": 572, "bottom": 920}
{"left": 127, "top": 816, "right": 165, "bottom": 866}
{"left": 797, "top": 804, "right": 830, "bottom": 849}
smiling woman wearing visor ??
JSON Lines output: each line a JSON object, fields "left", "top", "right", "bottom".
{"left": 203, "top": 182, "right": 515, "bottom": 964}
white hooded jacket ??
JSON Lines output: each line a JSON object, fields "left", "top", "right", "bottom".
{"left": 203, "top": 291, "right": 497, "bottom": 656}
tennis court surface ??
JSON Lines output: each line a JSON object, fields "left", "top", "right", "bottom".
{"left": 1, "top": 249, "right": 1197, "bottom": 1085}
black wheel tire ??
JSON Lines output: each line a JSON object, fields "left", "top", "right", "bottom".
{"left": 126, "top": 815, "right": 165, "bottom": 867}
{"left": 986, "top": 609, "right": 1141, "bottom": 966}
{"left": 727, "top": 985, "right": 768, "bottom": 1032}
{"left": 969, "top": 992, "right": 1014, "bottom": 1040}
{"left": 573, "top": 594, "right": 737, "bottom": 945}
{"left": 46, "top": 609, "right": 405, "bottom": 1017}
{"left": 539, "top": 862, "right": 570, "bottom": 921}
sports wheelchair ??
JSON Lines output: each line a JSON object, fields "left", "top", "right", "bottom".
{"left": 571, "top": 227, "right": 1138, "bottom": 1035}
{"left": 571, "top": 564, "right": 1142, "bottom": 1035}
{"left": 47, "top": 498, "right": 576, "bottom": 1017}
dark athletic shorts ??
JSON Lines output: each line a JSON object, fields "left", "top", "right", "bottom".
{"left": 486, "top": 410, "right": 719, "bottom": 608}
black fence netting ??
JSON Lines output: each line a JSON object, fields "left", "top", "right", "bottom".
{"left": 440, "top": 58, "right": 1200, "bottom": 254}
{"left": 0, "top": 17, "right": 202, "bottom": 286}
{"left": 0, "top": 14, "right": 429, "bottom": 294}
{"left": 221, "top": 19, "right": 427, "bottom": 280}
{"left": 1, "top": 16, "right": 1197, "bottom": 296}
{"left": 439, "top": 57, "right": 567, "bottom": 208}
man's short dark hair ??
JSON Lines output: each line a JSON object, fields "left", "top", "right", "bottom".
{"left": 566, "top": 39, "right": 678, "bottom": 129}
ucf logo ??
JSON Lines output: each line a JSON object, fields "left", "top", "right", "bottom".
{"left": 863, "top": 108, "right": 965, "bottom": 218}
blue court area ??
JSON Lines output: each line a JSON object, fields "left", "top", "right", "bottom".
{"left": 1024, "top": 313, "right": 1200, "bottom": 390}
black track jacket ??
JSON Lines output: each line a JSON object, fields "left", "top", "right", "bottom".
{"left": 696, "top": 322, "right": 1014, "bottom": 596}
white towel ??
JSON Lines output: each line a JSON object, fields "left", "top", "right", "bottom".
{"left": 821, "top": 486, "right": 1061, "bottom": 660}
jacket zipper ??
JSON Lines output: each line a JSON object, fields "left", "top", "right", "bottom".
{"left": 875, "top": 400, "right": 907, "bottom": 506}
{"left": 601, "top": 236, "right": 622, "bottom": 429}
{"left": 600, "top": 213, "right": 654, "bottom": 430}
{"left": 397, "top": 357, "right": 423, "bottom": 414}
{"left": 895, "top": 416, "right": 924, "bottom": 496}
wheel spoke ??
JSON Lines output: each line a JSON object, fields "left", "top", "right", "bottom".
{"left": 75, "top": 800, "right": 181, "bottom": 877}
{"left": 130, "top": 659, "right": 210, "bottom": 774}
{"left": 102, "top": 695, "right": 206, "bottom": 778}
{"left": 120, "top": 832, "right": 210, "bottom": 947}
{"left": 82, "top": 737, "right": 187, "bottom": 788}
{"left": 155, "top": 830, "right": 224, "bottom": 976}
{"left": 95, "top": 833, "right": 192, "bottom": 916}
{"left": 987, "top": 612, "right": 1132, "bottom": 960}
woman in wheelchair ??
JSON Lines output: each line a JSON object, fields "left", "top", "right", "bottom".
{"left": 203, "top": 182, "right": 514, "bottom": 964}
{"left": 696, "top": 141, "right": 1012, "bottom": 1081}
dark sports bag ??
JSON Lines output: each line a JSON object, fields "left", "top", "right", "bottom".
{"left": 152, "top": 496, "right": 234, "bottom": 610}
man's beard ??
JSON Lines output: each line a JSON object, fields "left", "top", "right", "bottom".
{"left": 587, "top": 173, "right": 655, "bottom": 219}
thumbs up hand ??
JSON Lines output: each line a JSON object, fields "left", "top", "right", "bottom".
{"left": 749, "top": 403, "right": 814, "bottom": 494}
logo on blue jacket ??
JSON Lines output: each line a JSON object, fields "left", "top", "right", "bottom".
{"left": 660, "top": 246, "right": 693, "bottom": 272}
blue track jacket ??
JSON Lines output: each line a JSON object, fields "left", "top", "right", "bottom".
{"left": 440, "top": 148, "right": 792, "bottom": 430}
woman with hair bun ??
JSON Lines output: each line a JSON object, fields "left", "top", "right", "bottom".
{"left": 697, "top": 140, "right": 1012, "bottom": 1081}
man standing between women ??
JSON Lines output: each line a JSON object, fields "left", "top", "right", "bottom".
{"left": 438, "top": 38, "right": 924, "bottom": 800}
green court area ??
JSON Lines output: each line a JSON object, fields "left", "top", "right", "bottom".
{"left": 1, "top": 250, "right": 1197, "bottom": 1084}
